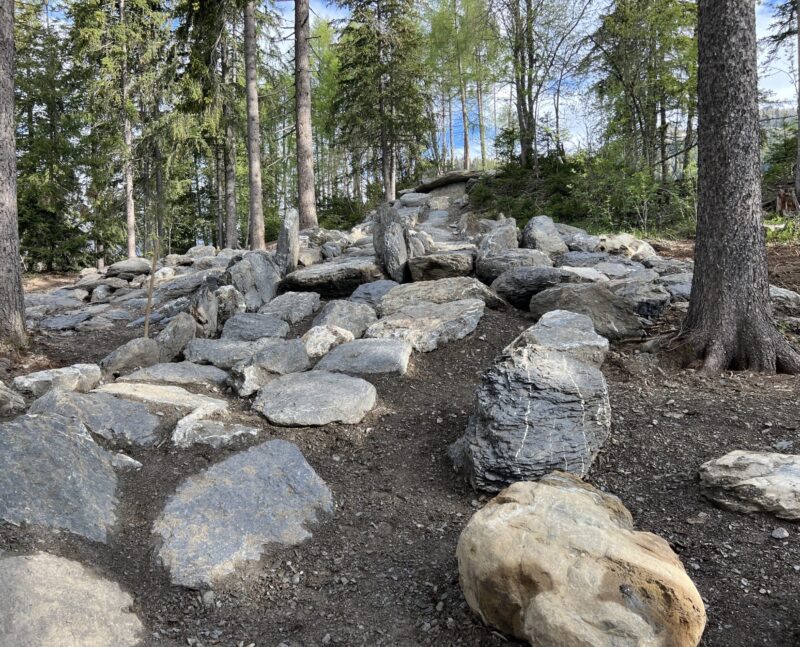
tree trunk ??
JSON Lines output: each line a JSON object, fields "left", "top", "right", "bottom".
{"left": 477, "top": 76, "right": 486, "bottom": 169}
{"left": 448, "top": 94, "right": 455, "bottom": 168}
{"left": 295, "top": 0, "right": 318, "bottom": 229}
{"left": 659, "top": 97, "right": 669, "bottom": 182}
{"left": 222, "top": 37, "right": 238, "bottom": 249}
{"left": 215, "top": 143, "right": 224, "bottom": 247}
{"left": 795, "top": 0, "right": 800, "bottom": 198}
{"left": 456, "top": 49, "right": 470, "bottom": 171}
{"left": 120, "top": 0, "right": 136, "bottom": 258}
{"left": 0, "top": 0, "right": 25, "bottom": 349}
{"left": 243, "top": 1, "right": 265, "bottom": 249}
{"left": 681, "top": 105, "right": 694, "bottom": 179}
{"left": 683, "top": 0, "right": 800, "bottom": 373}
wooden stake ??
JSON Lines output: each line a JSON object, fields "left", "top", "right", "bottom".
{"left": 143, "top": 238, "right": 160, "bottom": 339}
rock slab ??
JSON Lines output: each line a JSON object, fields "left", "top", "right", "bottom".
{"left": 153, "top": 439, "right": 332, "bottom": 588}
{"left": 13, "top": 363, "right": 101, "bottom": 398}
{"left": 315, "top": 338, "right": 412, "bottom": 376}
{"left": 457, "top": 473, "right": 706, "bottom": 647}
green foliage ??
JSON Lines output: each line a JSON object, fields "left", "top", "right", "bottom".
{"left": 318, "top": 195, "right": 368, "bottom": 231}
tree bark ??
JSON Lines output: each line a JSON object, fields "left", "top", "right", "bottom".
{"left": 683, "top": 0, "right": 800, "bottom": 373}
{"left": 222, "top": 36, "right": 238, "bottom": 249}
{"left": 0, "top": 0, "right": 25, "bottom": 348}
{"left": 243, "top": 1, "right": 265, "bottom": 249}
{"left": 120, "top": 0, "right": 136, "bottom": 258}
{"left": 295, "top": 0, "right": 318, "bottom": 229}
{"left": 477, "top": 75, "right": 486, "bottom": 169}
{"left": 795, "top": 0, "right": 800, "bottom": 198}
{"left": 215, "top": 143, "right": 224, "bottom": 247}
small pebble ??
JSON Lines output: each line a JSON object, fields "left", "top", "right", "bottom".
{"left": 772, "top": 527, "right": 789, "bottom": 540}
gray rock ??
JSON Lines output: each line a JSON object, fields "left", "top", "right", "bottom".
{"left": 0, "top": 552, "right": 143, "bottom": 646}
{"left": 90, "top": 283, "right": 113, "bottom": 303}
{"left": 366, "top": 299, "right": 485, "bottom": 352}
{"left": 399, "top": 192, "right": 430, "bottom": 207}
{"left": 192, "top": 256, "right": 230, "bottom": 271}
{"left": 408, "top": 251, "right": 475, "bottom": 281}
{"left": 383, "top": 222, "right": 409, "bottom": 282}
{"left": 93, "top": 383, "right": 227, "bottom": 416}
{"left": 172, "top": 419, "right": 259, "bottom": 448}
{"left": 276, "top": 208, "right": 300, "bottom": 276}
{"left": 478, "top": 218, "right": 519, "bottom": 256}
{"left": 521, "top": 215, "right": 568, "bottom": 254}
{"left": 100, "top": 337, "right": 161, "bottom": 377}
{"left": 450, "top": 311, "right": 611, "bottom": 491}
{"left": 475, "top": 248, "right": 553, "bottom": 284}
{"left": 259, "top": 291, "right": 320, "bottom": 323}
{"left": 554, "top": 223, "right": 600, "bottom": 252}
{"left": 594, "top": 261, "right": 658, "bottom": 282}
{"left": 106, "top": 257, "right": 151, "bottom": 277}
{"left": 154, "top": 268, "right": 223, "bottom": 303}
{"left": 554, "top": 251, "right": 612, "bottom": 267}
{"left": 214, "top": 285, "right": 247, "bottom": 327}
{"left": 529, "top": 283, "right": 645, "bottom": 341}
{"left": 164, "top": 254, "right": 193, "bottom": 267}
{"left": 315, "top": 338, "right": 412, "bottom": 376}
{"left": 190, "top": 286, "right": 219, "bottom": 338}
{"left": 29, "top": 389, "right": 161, "bottom": 446}
{"left": 609, "top": 280, "right": 671, "bottom": 319}
{"left": 321, "top": 241, "right": 342, "bottom": 260}
{"left": 253, "top": 371, "right": 376, "bottom": 426}
{"left": 0, "top": 382, "right": 25, "bottom": 416}
{"left": 227, "top": 251, "right": 281, "bottom": 311}
{"left": 349, "top": 280, "right": 399, "bottom": 308}
{"left": 771, "top": 285, "right": 800, "bottom": 317}
{"left": 657, "top": 272, "right": 693, "bottom": 301}
{"left": 378, "top": 277, "right": 505, "bottom": 316}
{"left": 221, "top": 313, "right": 290, "bottom": 341}
{"left": 153, "top": 440, "right": 332, "bottom": 588}
{"left": 156, "top": 312, "right": 196, "bottom": 361}
{"left": 13, "top": 363, "right": 101, "bottom": 397}
{"left": 301, "top": 325, "right": 355, "bottom": 359}
{"left": 230, "top": 339, "right": 311, "bottom": 397}
{"left": 282, "top": 256, "right": 387, "bottom": 297}
{"left": 184, "top": 337, "right": 281, "bottom": 369}
{"left": 312, "top": 300, "right": 377, "bottom": 338}
{"left": 39, "top": 311, "right": 92, "bottom": 330}
{"left": 597, "top": 233, "right": 658, "bottom": 261}
{"left": 118, "top": 361, "right": 230, "bottom": 388}
{"left": 642, "top": 257, "right": 694, "bottom": 276}
{"left": 298, "top": 246, "right": 323, "bottom": 267}
{"left": 186, "top": 244, "right": 216, "bottom": 259}
{"left": 0, "top": 413, "right": 119, "bottom": 542}
{"left": 699, "top": 451, "right": 800, "bottom": 520}
{"left": 490, "top": 267, "right": 578, "bottom": 309}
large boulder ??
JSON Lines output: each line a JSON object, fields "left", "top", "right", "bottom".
{"left": 100, "top": 337, "right": 161, "bottom": 378}
{"left": 118, "top": 361, "right": 230, "bottom": 389}
{"left": 408, "top": 251, "right": 475, "bottom": 281}
{"left": 658, "top": 272, "right": 693, "bottom": 301}
{"left": 553, "top": 250, "right": 611, "bottom": 268}
{"left": 529, "top": 283, "right": 645, "bottom": 340}
{"left": 154, "top": 268, "right": 223, "bottom": 303}
{"left": 227, "top": 251, "right": 281, "bottom": 311}
{"left": 13, "top": 363, "right": 101, "bottom": 397}
{"left": 0, "top": 413, "right": 119, "bottom": 542}
{"left": 29, "top": 389, "right": 162, "bottom": 447}
{"left": 597, "top": 232, "right": 658, "bottom": 261}
{"left": 0, "top": 381, "right": 25, "bottom": 416}
{"left": 155, "top": 312, "right": 196, "bottom": 361}
{"left": 153, "top": 440, "right": 332, "bottom": 588}
{"left": 475, "top": 248, "right": 553, "bottom": 284}
{"left": 554, "top": 223, "right": 600, "bottom": 252}
{"left": 214, "top": 285, "right": 247, "bottom": 328}
{"left": 275, "top": 208, "right": 300, "bottom": 276}
{"left": 221, "top": 312, "right": 290, "bottom": 341}
{"left": 457, "top": 473, "right": 706, "bottom": 647}
{"left": 609, "top": 280, "right": 672, "bottom": 319}
{"left": 490, "top": 266, "right": 584, "bottom": 309}
{"left": 770, "top": 285, "right": 800, "bottom": 317}
{"left": 450, "top": 311, "right": 610, "bottom": 491}
{"left": 0, "top": 552, "right": 143, "bottom": 646}
{"left": 253, "top": 371, "right": 376, "bottom": 426}
{"left": 312, "top": 300, "right": 377, "bottom": 338}
{"left": 315, "top": 338, "right": 412, "bottom": 376}
{"left": 282, "top": 256, "right": 387, "bottom": 297}
{"left": 366, "top": 299, "right": 485, "bottom": 352}
{"left": 699, "top": 451, "right": 800, "bottom": 520}
{"left": 259, "top": 291, "right": 320, "bottom": 323}
{"left": 521, "top": 215, "right": 568, "bottom": 254}
{"left": 399, "top": 192, "right": 430, "bottom": 207}
{"left": 184, "top": 337, "right": 281, "bottom": 369}
{"left": 106, "top": 257, "right": 151, "bottom": 278}
{"left": 384, "top": 222, "right": 409, "bottom": 282}
{"left": 378, "top": 277, "right": 504, "bottom": 316}
{"left": 349, "top": 279, "right": 398, "bottom": 308}
{"left": 477, "top": 218, "right": 519, "bottom": 256}
{"left": 229, "top": 339, "right": 311, "bottom": 397}
{"left": 189, "top": 286, "right": 219, "bottom": 338}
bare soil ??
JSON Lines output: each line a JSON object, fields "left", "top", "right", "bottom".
{"left": 1, "top": 246, "right": 799, "bottom": 646}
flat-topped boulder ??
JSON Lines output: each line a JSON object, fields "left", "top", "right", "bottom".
{"left": 450, "top": 311, "right": 611, "bottom": 491}
{"left": 315, "top": 338, "right": 412, "bottom": 376}
{"left": 699, "top": 451, "right": 800, "bottom": 520}
{"left": 259, "top": 291, "right": 320, "bottom": 323}
{"left": 38, "top": 311, "right": 92, "bottom": 330}
{"left": 94, "top": 382, "right": 227, "bottom": 414}
{"left": 29, "top": 389, "right": 162, "bottom": 446}
{"left": 457, "top": 473, "right": 706, "bottom": 647}
{"left": 657, "top": 272, "right": 693, "bottom": 301}
{"left": 106, "top": 257, "right": 151, "bottom": 277}
{"left": 184, "top": 337, "right": 282, "bottom": 369}
{"left": 153, "top": 439, "right": 332, "bottom": 588}
{"left": 378, "top": 277, "right": 504, "bottom": 316}
{"left": 0, "top": 413, "right": 119, "bottom": 542}
{"left": 230, "top": 339, "right": 311, "bottom": 397}
{"left": 408, "top": 251, "right": 475, "bottom": 281}
{"left": 594, "top": 260, "right": 658, "bottom": 282}
{"left": 153, "top": 268, "right": 223, "bottom": 302}
{"left": 366, "top": 299, "right": 485, "bottom": 352}
{"left": 281, "top": 256, "right": 387, "bottom": 297}
{"left": 118, "top": 361, "right": 229, "bottom": 388}
{"left": 100, "top": 337, "right": 161, "bottom": 377}
{"left": 312, "top": 300, "right": 377, "bottom": 338}
{"left": 13, "top": 363, "right": 101, "bottom": 398}
{"left": 490, "top": 266, "right": 585, "bottom": 309}
{"left": 253, "top": 371, "right": 376, "bottom": 426}
{"left": 475, "top": 248, "right": 553, "bottom": 284}
{"left": 349, "top": 279, "right": 398, "bottom": 307}
{"left": 554, "top": 223, "right": 600, "bottom": 252}
{"left": 610, "top": 280, "right": 672, "bottom": 319}
{"left": 0, "top": 552, "right": 143, "bottom": 646}
{"left": 221, "top": 312, "right": 290, "bottom": 341}
{"left": 172, "top": 419, "right": 260, "bottom": 448}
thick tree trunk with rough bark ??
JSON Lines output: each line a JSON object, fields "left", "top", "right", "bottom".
{"left": 243, "top": 1, "right": 265, "bottom": 250}
{"left": 684, "top": 0, "right": 800, "bottom": 373}
{"left": 0, "top": 0, "right": 25, "bottom": 348}
{"left": 120, "top": 0, "right": 136, "bottom": 258}
{"left": 215, "top": 143, "right": 224, "bottom": 247}
{"left": 795, "top": 0, "right": 800, "bottom": 199}
{"left": 222, "top": 37, "right": 238, "bottom": 249}
{"left": 295, "top": 0, "right": 318, "bottom": 229}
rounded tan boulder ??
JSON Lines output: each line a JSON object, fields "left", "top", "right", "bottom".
{"left": 456, "top": 472, "right": 706, "bottom": 647}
